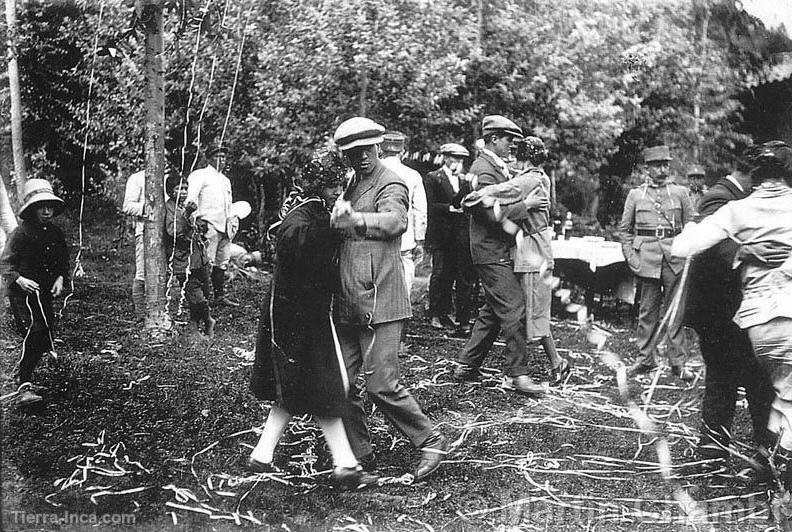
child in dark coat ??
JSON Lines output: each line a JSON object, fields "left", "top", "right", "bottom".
{"left": 164, "top": 178, "right": 215, "bottom": 338}
{"left": 1, "top": 179, "right": 70, "bottom": 406}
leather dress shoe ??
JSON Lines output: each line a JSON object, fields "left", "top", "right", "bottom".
{"left": 332, "top": 466, "right": 380, "bottom": 491}
{"left": 452, "top": 363, "right": 480, "bottom": 382}
{"left": 672, "top": 365, "right": 695, "bottom": 382}
{"left": 626, "top": 361, "right": 657, "bottom": 377}
{"left": 440, "top": 315, "right": 459, "bottom": 328}
{"left": 453, "top": 324, "right": 471, "bottom": 337}
{"left": 414, "top": 432, "right": 448, "bottom": 481}
{"left": 215, "top": 296, "right": 240, "bottom": 307}
{"left": 246, "top": 456, "right": 279, "bottom": 474}
{"left": 357, "top": 453, "right": 377, "bottom": 472}
{"left": 429, "top": 317, "right": 445, "bottom": 330}
{"left": 550, "top": 359, "right": 571, "bottom": 387}
{"left": 502, "top": 375, "right": 545, "bottom": 396}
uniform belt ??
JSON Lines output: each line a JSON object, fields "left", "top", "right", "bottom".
{"left": 635, "top": 227, "right": 680, "bottom": 238}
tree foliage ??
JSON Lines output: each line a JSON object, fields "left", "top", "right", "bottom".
{"left": 9, "top": 0, "right": 792, "bottom": 241}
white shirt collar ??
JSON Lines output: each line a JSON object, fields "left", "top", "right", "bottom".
{"left": 481, "top": 148, "right": 511, "bottom": 178}
{"left": 725, "top": 173, "right": 745, "bottom": 193}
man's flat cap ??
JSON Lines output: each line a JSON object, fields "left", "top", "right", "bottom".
{"left": 206, "top": 144, "right": 228, "bottom": 158}
{"left": 482, "top": 115, "right": 523, "bottom": 139}
{"left": 439, "top": 143, "right": 470, "bottom": 157}
{"left": 334, "top": 117, "right": 385, "bottom": 151}
{"left": 381, "top": 131, "right": 406, "bottom": 153}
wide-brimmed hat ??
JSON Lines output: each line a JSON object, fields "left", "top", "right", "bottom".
{"left": 18, "top": 179, "right": 65, "bottom": 218}
{"left": 333, "top": 117, "right": 385, "bottom": 151}
{"left": 440, "top": 143, "right": 470, "bottom": 157}
{"left": 482, "top": 115, "right": 523, "bottom": 139}
{"left": 643, "top": 145, "right": 672, "bottom": 163}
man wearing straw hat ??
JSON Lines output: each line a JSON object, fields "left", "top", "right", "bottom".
{"left": 331, "top": 116, "right": 448, "bottom": 481}
{"left": 1, "top": 179, "right": 70, "bottom": 407}
{"left": 186, "top": 143, "right": 240, "bottom": 307}
{"left": 424, "top": 142, "right": 475, "bottom": 334}
{"left": 619, "top": 144, "right": 694, "bottom": 381}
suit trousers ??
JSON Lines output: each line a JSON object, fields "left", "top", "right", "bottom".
{"left": 457, "top": 262, "right": 529, "bottom": 377}
{"left": 338, "top": 320, "right": 434, "bottom": 459}
{"left": 401, "top": 252, "right": 415, "bottom": 298}
{"left": 698, "top": 322, "right": 773, "bottom": 451}
{"left": 428, "top": 245, "right": 475, "bottom": 324}
{"left": 635, "top": 259, "right": 687, "bottom": 366}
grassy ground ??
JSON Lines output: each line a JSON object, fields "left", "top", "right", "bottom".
{"left": 0, "top": 220, "right": 775, "bottom": 531}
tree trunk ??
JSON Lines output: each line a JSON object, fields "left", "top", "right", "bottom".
{"left": 139, "top": 0, "right": 170, "bottom": 333}
{"left": 693, "top": 1, "right": 711, "bottom": 163}
{"left": 5, "top": 0, "right": 27, "bottom": 196}
{"left": 475, "top": 0, "right": 484, "bottom": 56}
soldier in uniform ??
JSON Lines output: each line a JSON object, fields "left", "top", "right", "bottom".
{"left": 687, "top": 164, "right": 708, "bottom": 217}
{"left": 619, "top": 145, "right": 695, "bottom": 381}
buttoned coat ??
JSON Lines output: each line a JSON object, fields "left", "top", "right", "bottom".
{"left": 336, "top": 161, "right": 412, "bottom": 326}
{"left": 423, "top": 167, "right": 470, "bottom": 250}
{"left": 466, "top": 152, "right": 530, "bottom": 265}
{"left": 618, "top": 182, "right": 694, "bottom": 279}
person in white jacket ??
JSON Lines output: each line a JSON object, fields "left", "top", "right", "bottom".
{"left": 0, "top": 177, "right": 18, "bottom": 255}
{"left": 122, "top": 170, "right": 147, "bottom": 319}
{"left": 380, "top": 131, "right": 426, "bottom": 297}
{"left": 186, "top": 144, "right": 239, "bottom": 307}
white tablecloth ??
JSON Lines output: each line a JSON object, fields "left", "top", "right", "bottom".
{"left": 552, "top": 237, "right": 625, "bottom": 271}
{"left": 551, "top": 237, "right": 635, "bottom": 304}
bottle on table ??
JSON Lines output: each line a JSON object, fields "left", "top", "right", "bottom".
{"left": 562, "top": 212, "right": 573, "bottom": 240}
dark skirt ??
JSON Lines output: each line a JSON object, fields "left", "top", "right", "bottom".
{"left": 250, "top": 279, "right": 351, "bottom": 418}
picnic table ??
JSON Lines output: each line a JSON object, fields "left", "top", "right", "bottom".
{"left": 551, "top": 236, "right": 635, "bottom": 306}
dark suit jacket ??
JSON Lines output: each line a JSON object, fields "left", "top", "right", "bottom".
{"left": 466, "top": 152, "right": 530, "bottom": 265}
{"left": 424, "top": 167, "right": 470, "bottom": 249}
{"left": 683, "top": 176, "right": 747, "bottom": 334}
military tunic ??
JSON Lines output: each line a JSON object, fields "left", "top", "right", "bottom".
{"left": 618, "top": 181, "right": 694, "bottom": 367}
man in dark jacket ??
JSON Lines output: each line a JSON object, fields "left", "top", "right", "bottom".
{"left": 684, "top": 168, "right": 778, "bottom": 457}
{"left": 424, "top": 142, "right": 476, "bottom": 334}
{"left": 453, "top": 115, "right": 544, "bottom": 396}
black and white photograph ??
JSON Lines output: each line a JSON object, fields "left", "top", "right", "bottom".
{"left": 2, "top": 0, "right": 792, "bottom": 530}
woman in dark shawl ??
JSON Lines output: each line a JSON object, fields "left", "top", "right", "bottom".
{"left": 249, "top": 150, "right": 377, "bottom": 490}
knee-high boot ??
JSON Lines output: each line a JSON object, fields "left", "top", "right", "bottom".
{"left": 211, "top": 267, "right": 239, "bottom": 307}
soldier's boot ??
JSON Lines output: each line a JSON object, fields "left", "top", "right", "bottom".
{"left": 211, "top": 267, "right": 239, "bottom": 307}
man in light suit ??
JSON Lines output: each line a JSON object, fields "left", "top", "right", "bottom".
{"left": 331, "top": 117, "right": 447, "bottom": 481}
{"left": 424, "top": 143, "right": 475, "bottom": 334}
{"left": 454, "top": 115, "right": 544, "bottom": 396}
{"left": 380, "top": 131, "right": 427, "bottom": 297}
{"left": 619, "top": 145, "right": 694, "bottom": 380}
